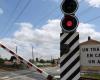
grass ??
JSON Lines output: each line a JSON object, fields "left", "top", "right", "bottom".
{"left": 81, "top": 66, "right": 100, "bottom": 71}
{"left": 81, "top": 73, "right": 100, "bottom": 79}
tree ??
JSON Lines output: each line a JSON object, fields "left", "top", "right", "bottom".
{"left": 40, "top": 59, "right": 45, "bottom": 63}
{"left": 51, "top": 59, "right": 55, "bottom": 64}
{"left": 46, "top": 60, "right": 51, "bottom": 63}
{"left": 0, "top": 58, "right": 4, "bottom": 64}
{"left": 29, "top": 59, "right": 34, "bottom": 63}
{"left": 36, "top": 58, "right": 39, "bottom": 62}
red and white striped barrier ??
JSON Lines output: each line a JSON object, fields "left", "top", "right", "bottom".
{"left": 0, "top": 43, "right": 53, "bottom": 80}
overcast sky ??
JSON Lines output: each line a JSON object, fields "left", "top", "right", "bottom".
{"left": 0, "top": 0, "right": 100, "bottom": 60}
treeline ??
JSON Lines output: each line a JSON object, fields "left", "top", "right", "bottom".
{"left": 0, "top": 58, "right": 8, "bottom": 64}
{"left": 0, "top": 58, "right": 26, "bottom": 70}
{"left": 29, "top": 58, "right": 56, "bottom": 64}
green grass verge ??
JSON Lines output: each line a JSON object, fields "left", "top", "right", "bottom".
{"left": 81, "top": 73, "right": 100, "bottom": 79}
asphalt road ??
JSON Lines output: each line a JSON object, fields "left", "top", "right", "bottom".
{"left": 0, "top": 66, "right": 60, "bottom": 80}
{"left": 42, "top": 66, "right": 60, "bottom": 80}
{"left": 0, "top": 70, "right": 45, "bottom": 80}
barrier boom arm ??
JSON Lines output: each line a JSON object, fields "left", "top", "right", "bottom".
{"left": 0, "top": 43, "right": 53, "bottom": 80}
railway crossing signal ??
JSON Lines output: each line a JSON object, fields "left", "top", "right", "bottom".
{"left": 60, "top": 44, "right": 70, "bottom": 56}
{"left": 61, "top": 15, "right": 79, "bottom": 32}
{"left": 60, "top": 0, "right": 80, "bottom": 80}
{"left": 61, "top": 0, "right": 79, "bottom": 32}
{"left": 61, "top": 0, "right": 78, "bottom": 14}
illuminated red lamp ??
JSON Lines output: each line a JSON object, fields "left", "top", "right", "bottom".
{"left": 66, "top": 21, "right": 73, "bottom": 27}
{"left": 61, "top": 15, "right": 78, "bottom": 32}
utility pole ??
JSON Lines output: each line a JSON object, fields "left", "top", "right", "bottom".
{"left": 32, "top": 46, "right": 34, "bottom": 61}
{"left": 51, "top": 56, "right": 52, "bottom": 61}
{"left": 16, "top": 46, "right": 17, "bottom": 53}
{"left": 0, "top": 43, "right": 53, "bottom": 80}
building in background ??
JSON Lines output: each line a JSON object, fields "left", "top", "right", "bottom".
{"left": 80, "top": 36, "right": 100, "bottom": 72}
{"left": 4, "top": 56, "right": 20, "bottom": 65}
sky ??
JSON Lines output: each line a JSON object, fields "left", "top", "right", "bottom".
{"left": 0, "top": 0, "right": 100, "bottom": 60}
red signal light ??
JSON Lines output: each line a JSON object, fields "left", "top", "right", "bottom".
{"left": 60, "top": 0, "right": 79, "bottom": 32}
{"left": 61, "top": 15, "right": 79, "bottom": 32}
{"left": 66, "top": 21, "right": 73, "bottom": 27}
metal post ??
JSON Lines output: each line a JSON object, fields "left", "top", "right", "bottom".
{"left": 60, "top": 32, "right": 80, "bottom": 80}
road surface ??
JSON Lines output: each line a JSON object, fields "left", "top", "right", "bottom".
{"left": 0, "top": 66, "right": 60, "bottom": 80}
{"left": 0, "top": 70, "right": 45, "bottom": 80}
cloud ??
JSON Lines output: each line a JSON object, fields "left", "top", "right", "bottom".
{"left": 0, "top": 38, "right": 17, "bottom": 59}
{"left": 0, "top": 8, "right": 3, "bottom": 15}
{"left": 14, "top": 23, "right": 34, "bottom": 41}
{"left": 78, "top": 23, "right": 100, "bottom": 42}
{"left": 0, "top": 20, "right": 61, "bottom": 60}
{"left": 13, "top": 21, "right": 100, "bottom": 59}
{"left": 14, "top": 20, "right": 61, "bottom": 60}
{"left": 0, "top": 19, "right": 100, "bottom": 60}
{"left": 85, "top": 0, "right": 100, "bottom": 8}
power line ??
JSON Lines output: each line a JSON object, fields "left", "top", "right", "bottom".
{"left": 12, "top": 0, "right": 31, "bottom": 23}
{"left": 35, "top": 5, "right": 60, "bottom": 26}
{"left": 1, "top": 0, "right": 21, "bottom": 37}
{"left": 86, "top": 15, "right": 100, "bottom": 23}
{"left": 78, "top": 6, "right": 93, "bottom": 16}
{"left": 4, "top": 0, "right": 31, "bottom": 37}
{"left": 7, "top": 0, "right": 21, "bottom": 23}
{"left": 3, "top": 0, "right": 98, "bottom": 38}
{"left": 77, "top": 6, "right": 100, "bottom": 22}
{"left": 5, "top": 2, "right": 60, "bottom": 36}
{"left": 3, "top": 0, "right": 88, "bottom": 35}
{"left": 34, "top": 0, "right": 84, "bottom": 26}
{"left": 77, "top": 6, "right": 100, "bottom": 23}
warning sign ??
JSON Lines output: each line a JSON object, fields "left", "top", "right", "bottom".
{"left": 80, "top": 45, "right": 100, "bottom": 66}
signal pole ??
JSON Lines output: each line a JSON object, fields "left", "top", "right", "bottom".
{"left": 60, "top": 0, "right": 80, "bottom": 80}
